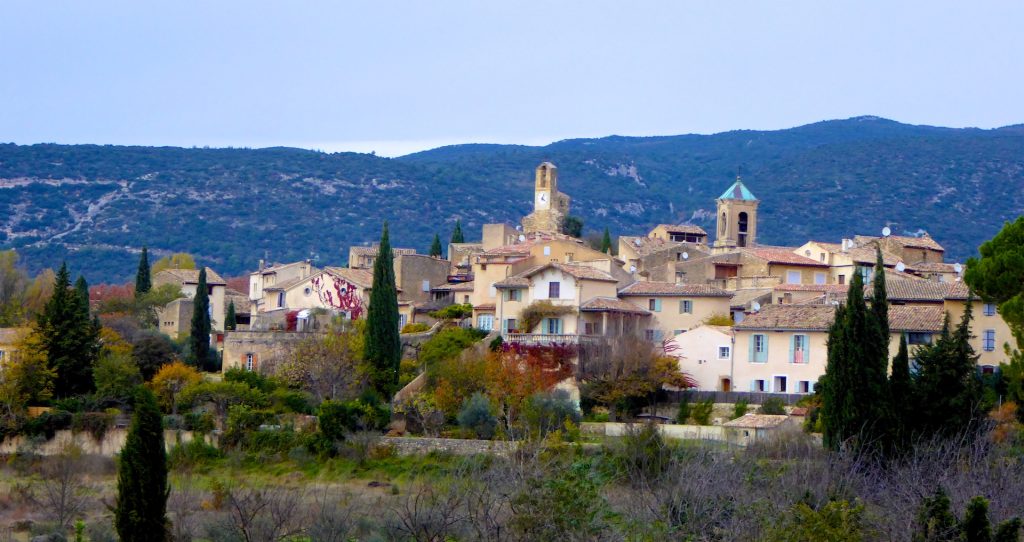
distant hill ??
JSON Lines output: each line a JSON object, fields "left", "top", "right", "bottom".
{"left": 1, "top": 116, "right": 1022, "bottom": 283}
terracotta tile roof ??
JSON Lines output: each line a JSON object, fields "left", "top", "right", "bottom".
{"left": 879, "top": 276, "right": 951, "bottom": 303}
{"left": 618, "top": 281, "right": 732, "bottom": 297}
{"left": 580, "top": 296, "right": 651, "bottom": 315}
{"left": 494, "top": 276, "right": 531, "bottom": 288}
{"left": 657, "top": 224, "right": 708, "bottom": 235}
{"left": 735, "top": 304, "right": 945, "bottom": 332}
{"left": 774, "top": 284, "right": 849, "bottom": 293}
{"left": 723, "top": 414, "right": 790, "bottom": 429}
{"left": 730, "top": 288, "right": 773, "bottom": 309}
{"left": 944, "top": 281, "right": 973, "bottom": 301}
{"left": 742, "top": 248, "right": 828, "bottom": 268}
{"left": 258, "top": 261, "right": 316, "bottom": 275}
{"left": 474, "top": 303, "right": 495, "bottom": 311}
{"left": 432, "top": 281, "right": 475, "bottom": 292}
{"left": 323, "top": 267, "right": 374, "bottom": 289}
{"left": 889, "top": 234, "right": 944, "bottom": 252}
{"left": 225, "top": 289, "right": 251, "bottom": 315}
{"left": 497, "top": 262, "right": 617, "bottom": 287}
{"left": 619, "top": 236, "right": 683, "bottom": 257}
{"left": 156, "top": 267, "right": 226, "bottom": 285}
{"left": 479, "top": 232, "right": 582, "bottom": 256}
{"left": 349, "top": 246, "right": 417, "bottom": 257}
{"left": 909, "top": 262, "right": 959, "bottom": 273}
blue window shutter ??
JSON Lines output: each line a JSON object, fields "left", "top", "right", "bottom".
{"left": 750, "top": 380, "right": 757, "bottom": 392}
{"left": 762, "top": 335, "right": 769, "bottom": 362}
{"left": 654, "top": 299, "right": 662, "bottom": 312}
{"left": 749, "top": 335, "right": 755, "bottom": 362}
{"left": 804, "top": 335, "right": 810, "bottom": 363}
{"left": 789, "top": 335, "right": 795, "bottom": 364}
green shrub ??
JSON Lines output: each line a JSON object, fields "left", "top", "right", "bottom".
{"left": 71, "top": 411, "right": 115, "bottom": 441}
{"left": 20, "top": 411, "right": 72, "bottom": 439}
{"left": 457, "top": 393, "right": 498, "bottom": 439}
{"left": 421, "top": 327, "right": 485, "bottom": 369}
{"left": 401, "top": 322, "right": 431, "bottom": 334}
{"left": 521, "top": 390, "right": 581, "bottom": 439}
{"left": 271, "top": 388, "right": 313, "bottom": 414}
{"left": 733, "top": 399, "right": 749, "bottom": 419}
{"left": 223, "top": 405, "right": 273, "bottom": 448}
{"left": 168, "top": 437, "right": 223, "bottom": 469}
{"left": 428, "top": 303, "right": 473, "bottom": 321}
{"left": 691, "top": 399, "right": 714, "bottom": 425}
{"left": 759, "top": 397, "right": 787, "bottom": 415}
{"left": 247, "top": 428, "right": 305, "bottom": 455}
{"left": 184, "top": 411, "right": 215, "bottom": 433}
{"left": 488, "top": 335, "right": 504, "bottom": 352}
{"left": 676, "top": 394, "right": 691, "bottom": 424}
{"left": 318, "top": 399, "right": 389, "bottom": 444}
{"left": 223, "top": 367, "right": 276, "bottom": 393}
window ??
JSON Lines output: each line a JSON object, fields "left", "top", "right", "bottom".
{"left": 649, "top": 299, "right": 662, "bottom": 312}
{"left": 751, "top": 334, "right": 768, "bottom": 362}
{"left": 303, "top": 287, "right": 312, "bottom": 296}
{"left": 773, "top": 376, "right": 788, "bottom": 393}
{"left": 858, "top": 266, "right": 872, "bottom": 282}
{"left": 983, "top": 303, "right": 996, "bottom": 316}
{"left": 718, "top": 346, "right": 731, "bottom": 359}
{"left": 907, "top": 332, "right": 932, "bottom": 346}
{"left": 584, "top": 322, "right": 601, "bottom": 335}
{"left": 277, "top": 291, "right": 285, "bottom": 308}
{"left": 791, "top": 334, "right": 808, "bottom": 364}
{"left": 504, "top": 318, "right": 517, "bottom": 332}
{"left": 245, "top": 353, "right": 255, "bottom": 371}
{"left": 506, "top": 289, "right": 522, "bottom": 302}
{"left": 644, "top": 329, "right": 663, "bottom": 342}
{"left": 798, "top": 380, "right": 812, "bottom": 394}
{"left": 675, "top": 272, "right": 685, "bottom": 282}
{"left": 679, "top": 300, "right": 693, "bottom": 314}
{"left": 422, "top": 280, "right": 430, "bottom": 292}
{"left": 786, "top": 271, "right": 801, "bottom": 284}
{"left": 566, "top": 252, "right": 574, "bottom": 262}
{"left": 980, "top": 365, "right": 996, "bottom": 375}
{"left": 548, "top": 282, "right": 560, "bottom": 299}
{"left": 543, "top": 246, "right": 551, "bottom": 256}
{"left": 838, "top": 274, "right": 846, "bottom": 285}
{"left": 478, "top": 314, "right": 494, "bottom": 331}
{"left": 814, "top": 272, "right": 826, "bottom": 285}
{"left": 545, "top": 318, "right": 562, "bottom": 334}
{"left": 463, "top": 295, "right": 470, "bottom": 304}
{"left": 751, "top": 379, "right": 766, "bottom": 392}
{"left": 983, "top": 329, "right": 996, "bottom": 352}
{"left": 819, "top": 253, "right": 826, "bottom": 262}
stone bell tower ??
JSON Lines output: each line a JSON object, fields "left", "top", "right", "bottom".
{"left": 522, "top": 162, "right": 571, "bottom": 234}
{"left": 713, "top": 176, "right": 759, "bottom": 250}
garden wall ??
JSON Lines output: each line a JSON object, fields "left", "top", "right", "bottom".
{"left": 0, "top": 429, "right": 215, "bottom": 457}
{"left": 380, "top": 436, "right": 517, "bottom": 457}
{"left": 581, "top": 422, "right": 729, "bottom": 442}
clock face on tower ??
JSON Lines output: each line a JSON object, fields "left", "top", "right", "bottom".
{"left": 535, "top": 191, "right": 550, "bottom": 210}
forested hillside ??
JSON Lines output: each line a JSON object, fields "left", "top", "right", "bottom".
{"left": 2, "top": 116, "right": 1022, "bottom": 282}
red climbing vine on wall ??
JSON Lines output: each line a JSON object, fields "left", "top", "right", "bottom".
{"left": 311, "top": 273, "right": 364, "bottom": 319}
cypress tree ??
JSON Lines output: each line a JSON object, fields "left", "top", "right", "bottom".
{"left": 601, "top": 228, "right": 612, "bottom": 254}
{"left": 450, "top": 220, "right": 464, "bottom": 244}
{"left": 914, "top": 299, "right": 982, "bottom": 438}
{"left": 430, "top": 233, "right": 443, "bottom": 258}
{"left": 74, "top": 275, "right": 90, "bottom": 314}
{"left": 820, "top": 269, "right": 891, "bottom": 451}
{"left": 995, "top": 518, "right": 1022, "bottom": 542}
{"left": 115, "top": 387, "right": 169, "bottom": 541}
{"left": 912, "top": 487, "right": 957, "bottom": 542}
{"left": 889, "top": 334, "right": 913, "bottom": 442}
{"left": 963, "top": 496, "right": 993, "bottom": 542}
{"left": 135, "top": 246, "right": 151, "bottom": 297}
{"left": 188, "top": 268, "right": 211, "bottom": 370}
{"left": 225, "top": 301, "right": 236, "bottom": 331}
{"left": 365, "top": 222, "right": 401, "bottom": 395}
{"left": 867, "top": 247, "right": 894, "bottom": 447}
{"left": 38, "top": 263, "right": 99, "bottom": 397}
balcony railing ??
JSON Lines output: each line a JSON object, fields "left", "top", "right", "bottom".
{"left": 502, "top": 333, "right": 602, "bottom": 346}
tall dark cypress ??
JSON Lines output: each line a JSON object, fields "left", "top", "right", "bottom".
{"left": 38, "top": 263, "right": 98, "bottom": 397}
{"left": 868, "top": 247, "right": 893, "bottom": 446}
{"left": 889, "top": 334, "right": 913, "bottom": 442}
{"left": 914, "top": 299, "right": 982, "bottom": 438}
{"left": 450, "top": 220, "right": 464, "bottom": 244}
{"left": 188, "top": 268, "right": 211, "bottom": 369}
{"left": 135, "top": 247, "right": 151, "bottom": 297}
{"left": 365, "top": 222, "right": 401, "bottom": 395}
{"left": 429, "top": 233, "right": 443, "bottom": 258}
{"left": 225, "top": 300, "right": 237, "bottom": 331}
{"left": 115, "top": 388, "right": 169, "bottom": 542}
{"left": 601, "top": 228, "right": 612, "bottom": 254}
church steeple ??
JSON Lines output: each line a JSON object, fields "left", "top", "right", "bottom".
{"left": 714, "top": 176, "right": 759, "bottom": 249}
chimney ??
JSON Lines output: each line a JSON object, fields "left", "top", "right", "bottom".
{"left": 258, "top": 259, "right": 265, "bottom": 271}
{"left": 841, "top": 239, "right": 852, "bottom": 252}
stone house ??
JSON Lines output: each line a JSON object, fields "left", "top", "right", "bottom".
{"left": 946, "top": 281, "right": 1016, "bottom": 370}
{"left": 154, "top": 267, "right": 227, "bottom": 332}
{"left": 0, "top": 327, "right": 26, "bottom": 367}
{"left": 730, "top": 304, "right": 946, "bottom": 395}
{"left": 248, "top": 260, "right": 317, "bottom": 313}
{"left": 347, "top": 244, "right": 417, "bottom": 270}
{"left": 617, "top": 281, "right": 732, "bottom": 341}
{"left": 666, "top": 324, "right": 735, "bottom": 391}
{"left": 648, "top": 224, "right": 708, "bottom": 244}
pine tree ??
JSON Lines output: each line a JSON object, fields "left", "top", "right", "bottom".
{"left": 74, "top": 275, "right": 90, "bottom": 317}
{"left": 889, "top": 334, "right": 913, "bottom": 443}
{"left": 600, "top": 228, "right": 612, "bottom": 254}
{"left": 115, "top": 388, "right": 169, "bottom": 542}
{"left": 995, "top": 518, "right": 1022, "bottom": 542}
{"left": 188, "top": 268, "right": 211, "bottom": 370}
{"left": 365, "top": 222, "right": 401, "bottom": 395}
{"left": 450, "top": 220, "right": 464, "bottom": 244}
{"left": 135, "top": 247, "right": 151, "bottom": 297}
{"left": 912, "top": 487, "right": 957, "bottom": 542}
{"left": 38, "top": 263, "right": 99, "bottom": 397}
{"left": 430, "top": 233, "right": 443, "bottom": 258}
{"left": 963, "top": 496, "right": 993, "bottom": 542}
{"left": 914, "top": 300, "right": 983, "bottom": 438}
{"left": 820, "top": 269, "right": 892, "bottom": 451}
{"left": 225, "top": 300, "right": 236, "bottom": 331}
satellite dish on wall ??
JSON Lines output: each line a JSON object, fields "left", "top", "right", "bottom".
{"left": 882, "top": 226, "right": 892, "bottom": 237}
{"left": 954, "top": 263, "right": 963, "bottom": 274}
{"left": 682, "top": 252, "right": 689, "bottom": 260}
{"left": 895, "top": 262, "right": 906, "bottom": 272}
{"left": 629, "top": 265, "right": 637, "bottom": 273}
{"left": 751, "top": 302, "right": 761, "bottom": 312}
{"left": 518, "top": 234, "right": 526, "bottom": 242}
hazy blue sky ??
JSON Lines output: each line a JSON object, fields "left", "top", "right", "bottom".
{"left": 2, "top": 1, "right": 1022, "bottom": 156}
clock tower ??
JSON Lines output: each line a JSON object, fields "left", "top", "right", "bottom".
{"left": 522, "top": 162, "right": 571, "bottom": 234}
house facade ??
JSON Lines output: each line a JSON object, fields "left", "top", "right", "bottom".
{"left": 154, "top": 267, "right": 227, "bottom": 332}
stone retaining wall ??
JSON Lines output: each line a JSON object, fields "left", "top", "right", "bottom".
{"left": 0, "top": 429, "right": 214, "bottom": 456}
{"left": 380, "top": 436, "right": 517, "bottom": 457}
{"left": 581, "top": 422, "right": 731, "bottom": 442}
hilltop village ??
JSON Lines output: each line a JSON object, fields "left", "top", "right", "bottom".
{"left": 141, "top": 162, "right": 1013, "bottom": 397}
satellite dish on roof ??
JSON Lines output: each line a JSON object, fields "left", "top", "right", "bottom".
{"left": 751, "top": 302, "right": 761, "bottom": 312}
{"left": 954, "top": 263, "right": 963, "bottom": 274}
{"left": 518, "top": 234, "right": 526, "bottom": 242}
{"left": 682, "top": 252, "right": 689, "bottom": 260}
{"left": 633, "top": 239, "right": 642, "bottom": 247}
{"left": 629, "top": 265, "right": 637, "bottom": 273}
{"left": 882, "top": 226, "right": 892, "bottom": 237}
{"left": 895, "top": 262, "right": 906, "bottom": 272}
